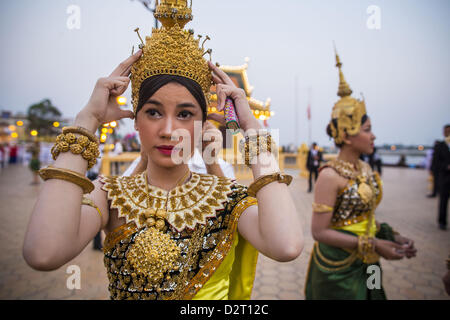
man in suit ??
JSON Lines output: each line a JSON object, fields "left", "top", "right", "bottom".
{"left": 431, "top": 124, "right": 450, "bottom": 230}
{"left": 307, "top": 142, "right": 322, "bottom": 193}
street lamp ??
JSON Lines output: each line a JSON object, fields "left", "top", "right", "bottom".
{"left": 30, "top": 130, "right": 38, "bottom": 137}
{"left": 117, "top": 96, "right": 127, "bottom": 106}
{"left": 53, "top": 121, "right": 60, "bottom": 128}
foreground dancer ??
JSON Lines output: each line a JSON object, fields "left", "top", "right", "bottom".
{"left": 304, "top": 50, "right": 416, "bottom": 300}
{"left": 23, "top": 1, "right": 303, "bottom": 300}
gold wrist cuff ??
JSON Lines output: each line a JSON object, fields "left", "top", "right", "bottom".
{"left": 247, "top": 172, "right": 292, "bottom": 197}
{"left": 38, "top": 166, "right": 95, "bottom": 194}
{"left": 357, "top": 235, "right": 379, "bottom": 264}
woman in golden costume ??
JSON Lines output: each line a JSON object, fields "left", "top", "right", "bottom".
{"left": 23, "top": 1, "right": 303, "bottom": 300}
{"left": 304, "top": 50, "right": 417, "bottom": 300}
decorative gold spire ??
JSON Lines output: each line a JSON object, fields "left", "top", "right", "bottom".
{"left": 130, "top": 0, "right": 213, "bottom": 114}
{"left": 328, "top": 45, "right": 367, "bottom": 145}
{"left": 334, "top": 43, "right": 353, "bottom": 98}
{"left": 154, "top": 0, "right": 193, "bottom": 29}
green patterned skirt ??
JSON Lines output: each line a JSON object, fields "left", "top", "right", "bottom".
{"left": 305, "top": 224, "right": 395, "bottom": 300}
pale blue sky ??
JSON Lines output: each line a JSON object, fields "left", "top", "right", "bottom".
{"left": 0, "top": 0, "right": 449, "bottom": 146}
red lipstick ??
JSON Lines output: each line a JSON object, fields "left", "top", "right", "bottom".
{"left": 156, "top": 145, "right": 175, "bottom": 156}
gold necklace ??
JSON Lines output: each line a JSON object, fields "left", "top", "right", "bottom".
{"left": 332, "top": 158, "right": 374, "bottom": 205}
{"left": 143, "top": 169, "right": 191, "bottom": 231}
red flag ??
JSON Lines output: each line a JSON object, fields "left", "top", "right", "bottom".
{"left": 307, "top": 103, "right": 311, "bottom": 120}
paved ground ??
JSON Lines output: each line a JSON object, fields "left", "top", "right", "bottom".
{"left": 0, "top": 164, "right": 448, "bottom": 300}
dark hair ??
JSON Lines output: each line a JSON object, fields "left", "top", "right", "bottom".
{"left": 135, "top": 75, "right": 207, "bottom": 121}
{"left": 326, "top": 114, "right": 369, "bottom": 147}
{"left": 445, "top": 124, "right": 450, "bottom": 129}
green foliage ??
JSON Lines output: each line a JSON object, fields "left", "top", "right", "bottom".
{"left": 27, "top": 99, "right": 62, "bottom": 136}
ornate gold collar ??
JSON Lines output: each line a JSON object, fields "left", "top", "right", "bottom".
{"left": 101, "top": 172, "right": 233, "bottom": 232}
{"left": 325, "top": 158, "right": 374, "bottom": 205}
{"left": 325, "top": 158, "right": 370, "bottom": 180}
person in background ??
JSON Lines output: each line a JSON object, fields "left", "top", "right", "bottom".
{"left": 426, "top": 141, "right": 439, "bottom": 198}
{"left": 0, "top": 143, "right": 5, "bottom": 169}
{"left": 9, "top": 143, "right": 17, "bottom": 164}
{"left": 111, "top": 138, "right": 124, "bottom": 175}
{"left": 443, "top": 255, "right": 450, "bottom": 295}
{"left": 28, "top": 141, "right": 41, "bottom": 185}
{"left": 431, "top": 124, "right": 450, "bottom": 230}
{"left": 305, "top": 51, "right": 416, "bottom": 300}
{"left": 372, "top": 147, "right": 382, "bottom": 176}
{"left": 306, "top": 142, "right": 322, "bottom": 193}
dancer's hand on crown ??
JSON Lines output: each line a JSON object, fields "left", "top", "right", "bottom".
{"left": 207, "top": 61, "right": 262, "bottom": 132}
{"left": 77, "top": 50, "right": 143, "bottom": 130}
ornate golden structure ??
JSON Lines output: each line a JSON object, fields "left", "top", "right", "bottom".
{"left": 209, "top": 59, "right": 272, "bottom": 121}
{"left": 131, "top": 0, "right": 213, "bottom": 114}
{"left": 328, "top": 48, "right": 367, "bottom": 145}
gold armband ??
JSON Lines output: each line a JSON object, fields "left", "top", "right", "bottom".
{"left": 247, "top": 172, "right": 292, "bottom": 197}
{"left": 82, "top": 196, "right": 102, "bottom": 218}
{"left": 38, "top": 166, "right": 95, "bottom": 194}
{"left": 312, "top": 202, "right": 334, "bottom": 213}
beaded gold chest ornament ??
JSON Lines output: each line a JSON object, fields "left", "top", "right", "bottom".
{"left": 130, "top": 0, "right": 214, "bottom": 115}
{"left": 328, "top": 159, "right": 375, "bottom": 205}
{"left": 101, "top": 171, "right": 235, "bottom": 296}
{"left": 125, "top": 170, "right": 190, "bottom": 286}
{"left": 328, "top": 45, "right": 367, "bottom": 145}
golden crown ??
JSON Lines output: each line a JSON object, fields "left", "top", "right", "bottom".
{"left": 131, "top": 0, "right": 213, "bottom": 114}
{"left": 329, "top": 47, "right": 367, "bottom": 145}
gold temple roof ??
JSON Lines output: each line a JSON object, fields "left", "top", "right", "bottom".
{"left": 208, "top": 59, "right": 273, "bottom": 120}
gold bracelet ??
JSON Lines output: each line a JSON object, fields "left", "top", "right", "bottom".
{"left": 239, "top": 133, "right": 277, "bottom": 167}
{"left": 51, "top": 131, "right": 100, "bottom": 169}
{"left": 62, "top": 126, "right": 99, "bottom": 144}
{"left": 247, "top": 172, "right": 292, "bottom": 197}
{"left": 38, "top": 166, "right": 95, "bottom": 194}
{"left": 357, "top": 235, "right": 379, "bottom": 264}
{"left": 312, "top": 202, "right": 334, "bottom": 213}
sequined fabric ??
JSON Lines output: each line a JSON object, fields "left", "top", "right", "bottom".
{"left": 102, "top": 178, "right": 253, "bottom": 300}
{"left": 322, "top": 160, "right": 382, "bottom": 227}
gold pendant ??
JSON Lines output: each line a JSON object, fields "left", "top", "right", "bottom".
{"left": 358, "top": 182, "right": 373, "bottom": 205}
{"left": 127, "top": 227, "right": 180, "bottom": 285}
{"left": 144, "top": 208, "right": 167, "bottom": 230}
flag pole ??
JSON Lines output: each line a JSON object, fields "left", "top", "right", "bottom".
{"left": 294, "top": 75, "right": 299, "bottom": 148}
{"left": 308, "top": 87, "right": 312, "bottom": 145}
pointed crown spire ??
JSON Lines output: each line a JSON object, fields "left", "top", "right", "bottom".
{"left": 334, "top": 43, "right": 353, "bottom": 98}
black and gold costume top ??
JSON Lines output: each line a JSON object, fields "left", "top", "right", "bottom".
{"left": 100, "top": 172, "right": 257, "bottom": 300}
{"left": 320, "top": 159, "right": 382, "bottom": 228}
